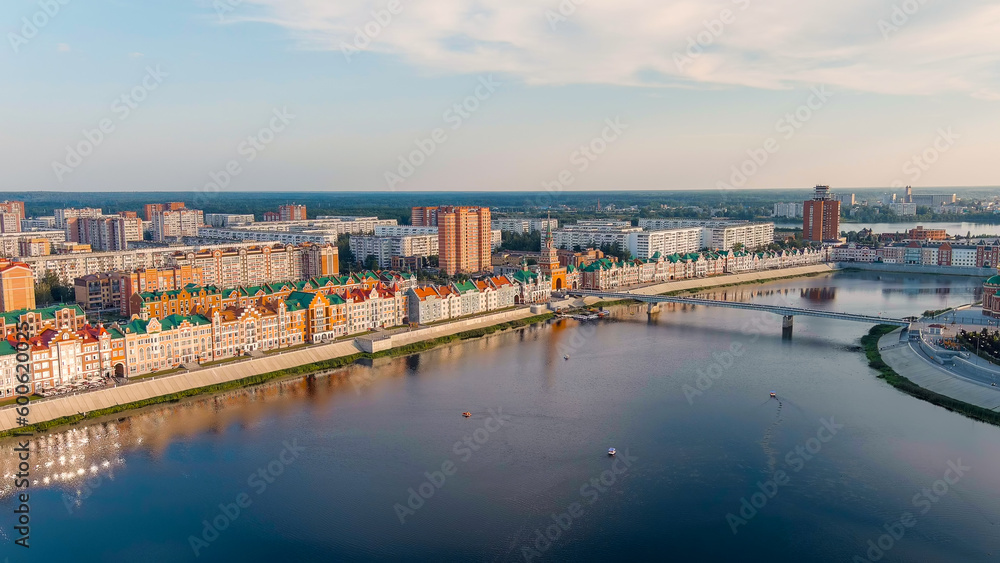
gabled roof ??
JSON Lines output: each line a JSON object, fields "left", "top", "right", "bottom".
{"left": 1, "top": 303, "right": 85, "bottom": 323}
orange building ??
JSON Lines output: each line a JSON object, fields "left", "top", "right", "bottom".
{"left": 144, "top": 201, "right": 186, "bottom": 221}
{"left": 279, "top": 204, "right": 307, "bottom": 221}
{"left": 434, "top": 206, "right": 492, "bottom": 275}
{"left": 0, "top": 259, "right": 36, "bottom": 312}
{"left": 803, "top": 185, "right": 841, "bottom": 242}
{"left": 0, "top": 200, "right": 26, "bottom": 221}
{"left": 908, "top": 226, "right": 947, "bottom": 241}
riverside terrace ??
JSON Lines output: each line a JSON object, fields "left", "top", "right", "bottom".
{"left": 573, "top": 290, "right": 912, "bottom": 337}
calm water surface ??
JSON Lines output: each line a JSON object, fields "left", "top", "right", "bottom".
{"left": 775, "top": 220, "right": 1000, "bottom": 236}
{"left": 2, "top": 271, "right": 999, "bottom": 562}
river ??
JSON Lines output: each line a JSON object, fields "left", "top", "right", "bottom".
{"left": 2, "top": 271, "right": 998, "bottom": 562}
{"left": 775, "top": 221, "right": 1000, "bottom": 237}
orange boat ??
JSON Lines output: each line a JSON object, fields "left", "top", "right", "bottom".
{"left": 462, "top": 412, "right": 471, "bottom": 417}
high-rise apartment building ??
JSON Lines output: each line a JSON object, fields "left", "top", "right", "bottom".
{"left": 803, "top": 185, "right": 841, "bottom": 242}
{"left": 152, "top": 208, "right": 204, "bottom": 242}
{"left": 411, "top": 207, "right": 440, "bottom": 227}
{"left": 144, "top": 201, "right": 186, "bottom": 221}
{"left": 0, "top": 213, "right": 20, "bottom": 234}
{"left": 433, "top": 206, "right": 492, "bottom": 275}
{"left": 71, "top": 215, "right": 143, "bottom": 251}
{"left": 279, "top": 204, "right": 307, "bottom": 221}
{"left": 0, "top": 258, "right": 35, "bottom": 312}
{"left": 55, "top": 207, "right": 103, "bottom": 229}
{"left": 0, "top": 201, "right": 26, "bottom": 221}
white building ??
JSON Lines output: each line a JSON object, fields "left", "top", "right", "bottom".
{"left": 637, "top": 219, "right": 775, "bottom": 251}
{"left": 626, "top": 228, "right": 702, "bottom": 260}
{"left": 374, "top": 225, "right": 438, "bottom": 236}
{"left": 204, "top": 213, "right": 255, "bottom": 227}
{"left": 54, "top": 207, "right": 103, "bottom": 229}
{"left": 350, "top": 234, "right": 439, "bottom": 268}
{"left": 772, "top": 202, "right": 804, "bottom": 218}
{"left": 492, "top": 218, "right": 559, "bottom": 233}
{"left": 21, "top": 217, "right": 56, "bottom": 230}
{"left": 553, "top": 222, "right": 642, "bottom": 252}
{"left": 888, "top": 203, "right": 917, "bottom": 216}
{"left": 152, "top": 208, "right": 204, "bottom": 242}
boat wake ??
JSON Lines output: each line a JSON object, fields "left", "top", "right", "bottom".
{"left": 759, "top": 396, "right": 784, "bottom": 473}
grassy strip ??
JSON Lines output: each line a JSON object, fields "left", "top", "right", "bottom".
{"left": 861, "top": 325, "right": 1000, "bottom": 427}
{"left": 0, "top": 313, "right": 554, "bottom": 438}
{"left": 923, "top": 307, "right": 954, "bottom": 318}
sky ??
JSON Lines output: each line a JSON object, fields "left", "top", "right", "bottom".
{"left": 1, "top": 0, "right": 999, "bottom": 193}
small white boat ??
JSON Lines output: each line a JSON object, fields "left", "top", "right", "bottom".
{"left": 608, "top": 447, "right": 616, "bottom": 456}
{"left": 564, "top": 355, "right": 570, "bottom": 360}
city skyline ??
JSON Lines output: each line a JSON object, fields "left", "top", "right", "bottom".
{"left": 4, "top": 1, "right": 999, "bottom": 192}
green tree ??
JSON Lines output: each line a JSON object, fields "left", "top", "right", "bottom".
{"left": 35, "top": 270, "right": 72, "bottom": 306}
{"left": 337, "top": 234, "right": 355, "bottom": 273}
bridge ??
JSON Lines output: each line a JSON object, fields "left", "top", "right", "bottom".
{"left": 572, "top": 290, "right": 912, "bottom": 336}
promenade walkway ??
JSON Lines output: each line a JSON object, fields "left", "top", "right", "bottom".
{"left": 877, "top": 330, "right": 1000, "bottom": 412}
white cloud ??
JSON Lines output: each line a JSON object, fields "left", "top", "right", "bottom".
{"left": 129, "top": 52, "right": 144, "bottom": 58}
{"left": 56, "top": 43, "right": 71, "bottom": 52}
{"left": 228, "top": 0, "right": 1000, "bottom": 98}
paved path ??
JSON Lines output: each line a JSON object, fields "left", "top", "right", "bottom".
{"left": 878, "top": 330, "right": 1000, "bottom": 411}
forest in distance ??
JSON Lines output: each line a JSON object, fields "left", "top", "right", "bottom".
{"left": 4, "top": 188, "right": 998, "bottom": 224}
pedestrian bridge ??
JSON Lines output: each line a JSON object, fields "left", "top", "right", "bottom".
{"left": 573, "top": 290, "right": 911, "bottom": 336}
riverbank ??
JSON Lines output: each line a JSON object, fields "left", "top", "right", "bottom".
{"left": 838, "top": 262, "right": 995, "bottom": 277}
{"left": 0, "top": 310, "right": 554, "bottom": 436}
{"left": 564, "top": 263, "right": 839, "bottom": 308}
{"left": 863, "top": 325, "right": 1000, "bottom": 427}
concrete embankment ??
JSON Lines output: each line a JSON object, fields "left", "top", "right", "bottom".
{"left": 877, "top": 330, "right": 1000, "bottom": 412}
{"left": 838, "top": 262, "right": 995, "bottom": 277}
{"left": 554, "top": 264, "right": 840, "bottom": 308}
{"left": 0, "top": 308, "right": 537, "bottom": 433}
{"left": 629, "top": 263, "right": 840, "bottom": 296}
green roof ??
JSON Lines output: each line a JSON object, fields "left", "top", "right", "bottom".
{"left": 120, "top": 318, "right": 148, "bottom": 335}
{"left": 987, "top": 275, "right": 1000, "bottom": 285}
{"left": 510, "top": 269, "right": 540, "bottom": 282}
{"left": 453, "top": 280, "right": 478, "bottom": 293}
{"left": 284, "top": 291, "right": 317, "bottom": 311}
{"left": 1, "top": 303, "right": 85, "bottom": 323}
{"left": 0, "top": 340, "right": 18, "bottom": 356}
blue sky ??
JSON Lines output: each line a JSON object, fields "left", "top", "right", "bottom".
{"left": 2, "top": 0, "right": 998, "bottom": 192}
